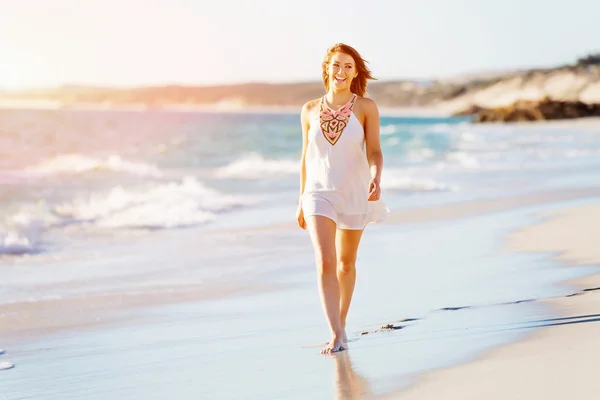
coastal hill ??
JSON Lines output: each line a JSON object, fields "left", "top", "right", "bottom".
{"left": 1, "top": 54, "right": 599, "bottom": 121}
{"left": 441, "top": 54, "right": 600, "bottom": 121}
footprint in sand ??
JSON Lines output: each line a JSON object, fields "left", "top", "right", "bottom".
{"left": 0, "top": 349, "right": 15, "bottom": 370}
{"left": 0, "top": 362, "right": 14, "bottom": 370}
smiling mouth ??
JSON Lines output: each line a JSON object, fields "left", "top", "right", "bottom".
{"left": 335, "top": 76, "right": 346, "bottom": 83}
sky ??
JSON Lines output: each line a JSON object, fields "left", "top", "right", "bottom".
{"left": 0, "top": 0, "right": 598, "bottom": 89}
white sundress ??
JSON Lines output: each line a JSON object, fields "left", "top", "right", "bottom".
{"left": 301, "top": 93, "right": 389, "bottom": 230}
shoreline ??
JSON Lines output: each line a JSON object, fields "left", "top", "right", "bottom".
{"left": 390, "top": 201, "right": 600, "bottom": 399}
{"left": 5, "top": 99, "right": 600, "bottom": 125}
{"left": 2, "top": 188, "right": 600, "bottom": 344}
{"left": 0, "top": 98, "right": 450, "bottom": 117}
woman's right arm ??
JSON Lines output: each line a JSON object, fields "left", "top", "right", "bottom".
{"left": 298, "top": 101, "right": 311, "bottom": 204}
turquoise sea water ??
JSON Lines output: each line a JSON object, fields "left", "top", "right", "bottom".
{"left": 2, "top": 109, "right": 599, "bottom": 255}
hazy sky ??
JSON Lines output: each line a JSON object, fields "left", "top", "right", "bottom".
{"left": 1, "top": 0, "right": 598, "bottom": 88}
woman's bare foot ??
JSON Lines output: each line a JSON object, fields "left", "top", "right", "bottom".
{"left": 321, "top": 335, "right": 346, "bottom": 355}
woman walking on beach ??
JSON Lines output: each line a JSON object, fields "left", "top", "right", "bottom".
{"left": 297, "top": 43, "right": 389, "bottom": 355}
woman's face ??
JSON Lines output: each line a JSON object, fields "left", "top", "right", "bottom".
{"left": 328, "top": 52, "right": 357, "bottom": 91}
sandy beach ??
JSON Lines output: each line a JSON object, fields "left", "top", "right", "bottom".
{"left": 392, "top": 202, "right": 600, "bottom": 400}
{"left": 2, "top": 191, "right": 600, "bottom": 399}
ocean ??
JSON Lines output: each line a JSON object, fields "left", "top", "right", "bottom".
{"left": 1, "top": 107, "right": 600, "bottom": 399}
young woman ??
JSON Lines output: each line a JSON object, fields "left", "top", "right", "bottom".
{"left": 297, "top": 43, "right": 389, "bottom": 355}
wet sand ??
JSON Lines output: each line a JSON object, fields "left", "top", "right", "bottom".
{"left": 392, "top": 202, "right": 600, "bottom": 399}
{"left": 1, "top": 189, "right": 600, "bottom": 399}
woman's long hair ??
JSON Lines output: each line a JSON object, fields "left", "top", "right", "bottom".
{"left": 321, "top": 43, "right": 376, "bottom": 97}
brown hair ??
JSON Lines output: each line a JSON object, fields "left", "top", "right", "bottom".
{"left": 321, "top": 43, "right": 376, "bottom": 97}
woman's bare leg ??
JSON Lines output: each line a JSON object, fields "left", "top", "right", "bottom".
{"left": 306, "top": 215, "right": 345, "bottom": 354}
{"left": 336, "top": 228, "right": 364, "bottom": 343}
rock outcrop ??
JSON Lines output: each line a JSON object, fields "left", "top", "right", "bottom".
{"left": 454, "top": 98, "right": 600, "bottom": 123}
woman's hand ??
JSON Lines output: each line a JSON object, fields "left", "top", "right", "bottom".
{"left": 368, "top": 178, "right": 381, "bottom": 201}
{"left": 296, "top": 203, "right": 306, "bottom": 230}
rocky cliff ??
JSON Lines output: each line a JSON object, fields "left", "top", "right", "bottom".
{"left": 454, "top": 98, "right": 600, "bottom": 122}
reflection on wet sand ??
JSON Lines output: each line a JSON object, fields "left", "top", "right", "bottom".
{"left": 333, "top": 351, "right": 373, "bottom": 399}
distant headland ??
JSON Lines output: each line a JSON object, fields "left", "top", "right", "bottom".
{"left": 1, "top": 54, "right": 599, "bottom": 122}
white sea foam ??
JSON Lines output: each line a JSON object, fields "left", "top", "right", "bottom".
{"left": 0, "top": 220, "right": 44, "bottom": 255}
{"left": 0, "top": 202, "right": 55, "bottom": 255}
{"left": 445, "top": 152, "right": 481, "bottom": 169}
{"left": 427, "top": 123, "right": 460, "bottom": 134}
{"left": 406, "top": 148, "right": 436, "bottom": 162}
{"left": 381, "top": 169, "right": 459, "bottom": 192}
{"left": 215, "top": 153, "right": 298, "bottom": 179}
{"left": 53, "top": 176, "right": 250, "bottom": 229}
{"left": 459, "top": 132, "right": 478, "bottom": 142}
{"left": 380, "top": 124, "right": 399, "bottom": 135}
{"left": 28, "top": 154, "right": 162, "bottom": 177}
{"left": 0, "top": 230, "right": 36, "bottom": 255}
{"left": 384, "top": 137, "right": 400, "bottom": 147}
{"left": 403, "top": 122, "right": 469, "bottom": 135}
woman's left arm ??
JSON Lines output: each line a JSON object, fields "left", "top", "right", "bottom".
{"left": 362, "top": 98, "right": 383, "bottom": 201}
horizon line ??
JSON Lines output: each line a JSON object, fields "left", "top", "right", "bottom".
{"left": 0, "top": 56, "right": 587, "bottom": 93}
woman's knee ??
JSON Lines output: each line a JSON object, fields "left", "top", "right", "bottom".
{"left": 337, "top": 259, "right": 356, "bottom": 275}
{"left": 316, "top": 253, "right": 337, "bottom": 275}
{"left": 307, "top": 215, "right": 338, "bottom": 275}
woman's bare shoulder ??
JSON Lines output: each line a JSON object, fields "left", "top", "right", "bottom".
{"left": 353, "top": 96, "right": 379, "bottom": 124}
{"left": 355, "top": 96, "right": 378, "bottom": 112}
{"left": 301, "top": 97, "right": 322, "bottom": 121}
{"left": 302, "top": 98, "right": 321, "bottom": 112}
